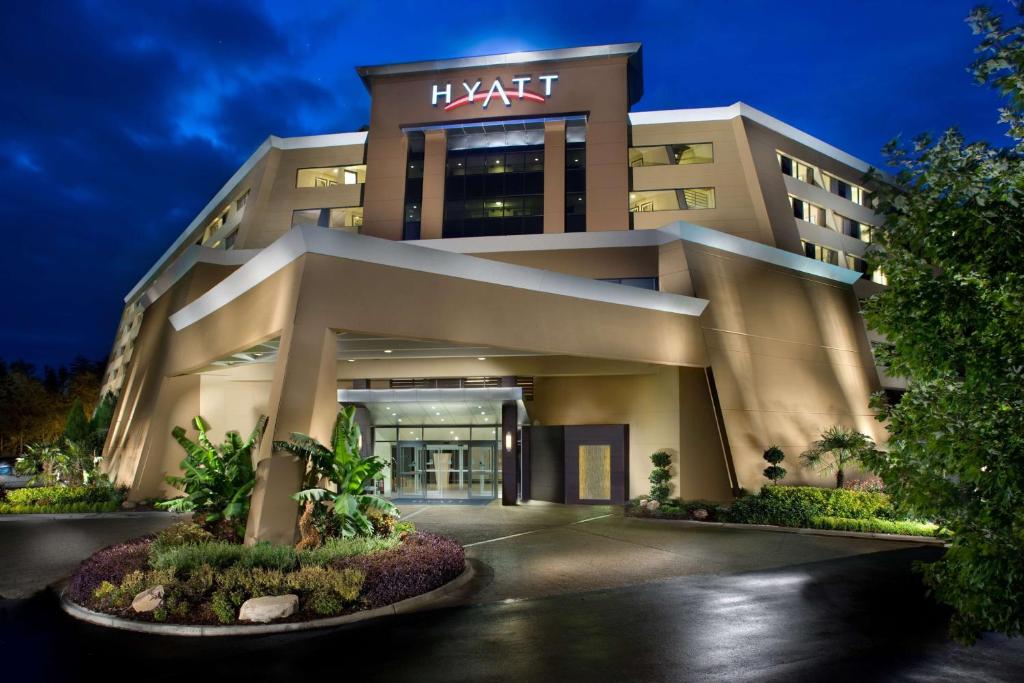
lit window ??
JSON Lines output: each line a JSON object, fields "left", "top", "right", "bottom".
{"left": 789, "top": 196, "right": 826, "bottom": 226}
{"left": 871, "top": 268, "right": 887, "bottom": 285}
{"left": 291, "top": 207, "right": 363, "bottom": 232}
{"left": 629, "top": 188, "right": 715, "bottom": 211}
{"left": 801, "top": 240, "right": 839, "bottom": 266}
{"left": 296, "top": 165, "right": 367, "bottom": 188}
{"left": 629, "top": 143, "right": 713, "bottom": 167}
{"left": 778, "top": 153, "right": 821, "bottom": 186}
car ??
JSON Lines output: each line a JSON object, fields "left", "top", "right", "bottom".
{"left": 0, "top": 459, "right": 35, "bottom": 489}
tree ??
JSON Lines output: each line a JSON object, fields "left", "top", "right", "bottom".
{"left": 858, "top": 5, "right": 1024, "bottom": 643}
{"left": 800, "top": 426, "right": 876, "bottom": 489}
{"left": 63, "top": 398, "right": 89, "bottom": 444}
{"left": 274, "top": 406, "right": 397, "bottom": 539}
{"left": 762, "top": 445, "right": 787, "bottom": 484}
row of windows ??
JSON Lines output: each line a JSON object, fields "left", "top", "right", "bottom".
{"left": 291, "top": 207, "right": 363, "bottom": 231}
{"left": 778, "top": 152, "right": 871, "bottom": 207}
{"left": 801, "top": 240, "right": 886, "bottom": 284}
{"left": 198, "top": 189, "right": 249, "bottom": 249}
{"left": 629, "top": 142, "right": 713, "bottom": 167}
{"left": 789, "top": 195, "right": 873, "bottom": 242}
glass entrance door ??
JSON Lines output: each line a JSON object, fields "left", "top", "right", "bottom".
{"left": 424, "top": 443, "right": 468, "bottom": 498}
{"left": 397, "top": 444, "right": 422, "bottom": 497}
{"left": 470, "top": 444, "right": 496, "bottom": 498}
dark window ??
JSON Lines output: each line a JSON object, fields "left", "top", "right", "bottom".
{"left": 779, "top": 155, "right": 793, "bottom": 176}
{"left": 403, "top": 133, "right": 425, "bottom": 240}
{"left": 565, "top": 141, "right": 586, "bottom": 232}
{"left": 599, "top": 277, "right": 659, "bottom": 290}
{"left": 443, "top": 143, "right": 544, "bottom": 238}
{"left": 792, "top": 198, "right": 805, "bottom": 220}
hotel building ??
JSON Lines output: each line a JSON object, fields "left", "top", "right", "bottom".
{"left": 100, "top": 44, "right": 896, "bottom": 543}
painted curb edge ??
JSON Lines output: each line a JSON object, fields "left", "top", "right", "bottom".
{"left": 629, "top": 516, "right": 947, "bottom": 546}
{"left": 59, "top": 560, "right": 475, "bottom": 637}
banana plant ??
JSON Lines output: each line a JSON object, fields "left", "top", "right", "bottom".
{"left": 275, "top": 406, "right": 397, "bottom": 538}
{"left": 157, "top": 415, "right": 268, "bottom": 535}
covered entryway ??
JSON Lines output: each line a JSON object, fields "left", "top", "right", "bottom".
{"left": 339, "top": 387, "right": 527, "bottom": 502}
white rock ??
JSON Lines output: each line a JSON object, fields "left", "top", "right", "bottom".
{"left": 131, "top": 585, "right": 164, "bottom": 613}
{"left": 121, "top": 500, "right": 137, "bottom": 510}
{"left": 639, "top": 499, "right": 648, "bottom": 508}
{"left": 692, "top": 508, "right": 709, "bottom": 520}
{"left": 238, "top": 594, "right": 299, "bottom": 623}
{"left": 647, "top": 500, "right": 660, "bottom": 511}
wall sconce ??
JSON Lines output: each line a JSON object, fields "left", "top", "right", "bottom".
{"left": 504, "top": 431, "right": 513, "bottom": 452}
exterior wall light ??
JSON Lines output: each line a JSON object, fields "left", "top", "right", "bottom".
{"left": 504, "top": 431, "right": 513, "bottom": 451}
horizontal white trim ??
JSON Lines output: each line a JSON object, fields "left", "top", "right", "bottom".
{"left": 125, "top": 132, "right": 368, "bottom": 305}
{"left": 140, "top": 246, "right": 260, "bottom": 307}
{"left": 629, "top": 102, "right": 874, "bottom": 175}
{"left": 338, "top": 387, "right": 523, "bottom": 404}
{"left": 168, "top": 226, "right": 711, "bottom": 331}
{"left": 415, "top": 223, "right": 862, "bottom": 285}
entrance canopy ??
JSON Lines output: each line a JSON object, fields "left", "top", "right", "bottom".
{"left": 337, "top": 387, "right": 528, "bottom": 427}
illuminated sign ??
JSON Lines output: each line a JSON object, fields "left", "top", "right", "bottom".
{"left": 431, "top": 74, "right": 558, "bottom": 111}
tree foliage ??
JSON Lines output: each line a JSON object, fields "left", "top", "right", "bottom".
{"left": 157, "top": 415, "right": 268, "bottom": 539}
{"left": 859, "top": 5, "right": 1024, "bottom": 643}
{"left": 274, "top": 406, "right": 397, "bottom": 538}
{"left": 762, "top": 445, "right": 787, "bottom": 484}
{"left": 800, "top": 427, "right": 877, "bottom": 489}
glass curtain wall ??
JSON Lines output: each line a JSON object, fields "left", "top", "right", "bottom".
{"left": 403, "top": 132, "right": 425, "bottom": 240}
{"left": 377, "top": 425, "right": 500, "bottom": 499}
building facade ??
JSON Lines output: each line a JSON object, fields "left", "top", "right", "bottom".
{"left": 101, "top": 44, "right": 896, "bottom": 544}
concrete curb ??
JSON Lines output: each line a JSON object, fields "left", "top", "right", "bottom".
{"left": 629, "top": 516, "right": 947, "bottom": 546}
{"left": 0, "top": 511, "right": 186, "bottom": 522}
{"left": 59, "top": 560, "right": 474, "bottom": 637}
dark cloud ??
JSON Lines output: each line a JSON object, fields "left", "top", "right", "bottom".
{"left": 0, "top": 0, "right": 1006, "bottom": 370}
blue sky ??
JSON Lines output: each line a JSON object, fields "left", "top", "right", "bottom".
{"left": 0, "top": 0, "right": 1011, "bottom": 370}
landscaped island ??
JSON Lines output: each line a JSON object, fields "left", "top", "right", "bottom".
{"left": 65, "top": 521, "right": 464, "bottom": 625}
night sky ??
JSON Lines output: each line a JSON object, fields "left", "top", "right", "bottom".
{"left": 0, "top": 0, "right": 1010, "bottom": 371}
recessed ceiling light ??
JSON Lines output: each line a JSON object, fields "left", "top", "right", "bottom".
{"left": 480, "top": 411, "right": 485, "bottom": 415}
{"left": 440, "top": 418, "right": 445, "bottom": 422}
{"left": 347, "top": 359, "right": 355, "bottom": 362}
{"left": 384, "top": 349, "right": 392, "bottom": 354}
{"left": 477, "top": 357, "right": 486, "bottom": 361}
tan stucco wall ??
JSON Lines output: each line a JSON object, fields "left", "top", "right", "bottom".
{"left": 684, "top": 241, "right": 885, "bottom": 489}
{"left": 198, "top": 365, "right": 274, "bottom": 444}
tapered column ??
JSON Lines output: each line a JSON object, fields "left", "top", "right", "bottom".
{"left": 420, "top": 129, "right": 447, "bottom": 240}
{"left": 501, "top": 401, "right": 519, "bottom": 505}
{"left": 543, "top": 120, "right": 566, "bottom": 233}
{"left": 246, "top": 322, "right": 339, "bottom": 545}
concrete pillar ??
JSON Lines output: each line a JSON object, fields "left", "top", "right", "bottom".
{"left": 543, "top": 121, "right": 566, "bottom": 233}
{"left": 350, "top": 403, "right": 373, "bottom": 458}
{"left": 501, "top": 400, "right": 519, "bottom": 506}
{"left": 245, "top": 322, "right": 339, "bottom": 545}
{"left": 420, "top": 129, "right": 447, "bottom": 240}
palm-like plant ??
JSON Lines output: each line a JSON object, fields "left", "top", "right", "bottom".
{"left": 800, "top": 426, "right": 878, "bottom": 488}
{"left": 274, "top": 406, "right": 397, "bottom": 538}
{"left": 157, "top": 415, "right": 268, "bottom": 536}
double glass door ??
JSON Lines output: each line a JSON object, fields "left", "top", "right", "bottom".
{"left": 396, "top": 441, "right": 497, "bottom": 499}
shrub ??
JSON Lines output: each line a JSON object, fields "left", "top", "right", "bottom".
{"left": 762, "top": 445, "right": 787, "bottom": 484}
{"left": 339, "top": 532, "right": 464, "bottom": 610}
{"left": 237, "top": 542, "right": 298, "bottom": 572}
{"left": 67, "top": 537, "right": 152, "bottom": 605}
{"left": 285, "top": 566, "right": 364, "bottom": 616}
{"left": 297, "top": 535, "right": 402, "bottom": 567}
{"left": 0, "top": 501, "right": 119, "bottom": 514}
{"left": 215, "top": 565, "right": 286, "bottom": 603}
{"left": 150, "top": 523, "right": 215, "bottom": 556}
{"left": 150, "top": 541, "right": 248, "bottom": 573}
{"left": 648, "top": 450, "right": 672, "bottom": 503}
{"left": 5, "top": 485, "right": 115, "bottom": 507}
{"left": 210, "top": 591, "right": 235, "bottom": 624}
{"left": 809, "top": 516, "right": 941, "bottom": 537}
{"left": 725, "top": 486, "right": 895, "bottom": 527}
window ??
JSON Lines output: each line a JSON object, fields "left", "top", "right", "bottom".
{"left": 801, "top": 240, "right": 839, "bottom": 265}
{"left": 235, "top": 190, "right": 250, "bottom": 211}
{"left": 822, "top": 172, "right": 871, "bottom": 207}
{"left": 599, "top": 277, "right": 659, "bottom": 290}
{"left": 629, "top": 188, "right": 715, "bottom": 212}
{"left": 223, "top": 229, "right": 239, "bottom": 249}
{"left": 629, "top": 143, "right": 713, "bottom": 167}
{"left": 403, "top": 133, "right": 424, "bottom": 240}
{"left": 871, "top": 268, "right": 887, "bottom": 285}
{"left": 565, "top": 139, "right": 586, "bottom": 232}
{"left": 291, "top": 207, "right": 363, "bottom": 232}
{"left": 443, "top": 143, "right": 544, "bottom": 237}
{"left": 778, "top": 153, "right": 821, "bottom": 186}
{"left": 296, "top": 165, "right": 367, "bottom": 188}
{"left": 789, "top": 196, "right": 826, "bottom": 226}
{"left": 845, "top": 254, "right": 870, "bottom": 278}
{"left": 834, "top": 213, "right": 873, "bottom": 242}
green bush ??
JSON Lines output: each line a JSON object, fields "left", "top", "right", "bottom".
{"left": 237, "top": 542, "right": 299, "bottom": 572}
{"left": 809, "top": 516, "right": 941, "bottom": 537}
{"left": 0, "top": 500, "right": 118, "bottom": 514}
{"left": 150, "top": 523, "right": 215, "bottom": 556}
{"left": 150, "top": 540, "right": 300, "bottom": 575}
{"left": 297, "top": 535, "right": 401, "bottom": 567}
{"left": 285, "top": 566, "right": 364, "bottom": 616}
{"left": 725, "top": 486, "right": 894, "bottom": 527}
{"left": 5, "top": 485, "right": 117, "bottom": 507}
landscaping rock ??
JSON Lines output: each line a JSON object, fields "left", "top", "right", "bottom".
{"left": 238, "top": 594, "right": 299, "bottom": 623}
{"left": 131, "top": 585, "right": 164, "bottom": 613}
{"left": 639, "top": 499, "right": 648, "bottom": 508}
{"left": 692, "top": 508, "right": 709, "bottom": 521}
{"left": 121, "top": 500, "right": 137, "bottom": 510}
{"left": 647, "top": 500, "right": 660, "bottom": 511}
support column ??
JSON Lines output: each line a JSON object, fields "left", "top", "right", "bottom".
{"left": 246, "top": 322, "right": 339, "bottom": 545}
{"left": 543, "top": 121, "right": 566, "bottom": 233}
{"left": 420, "top": 129, "right": 447, "bottom": 240}
{"left": 501, "top": 400, "right": 519, "bottom": 505}
{"left": 350, "top": 403, "right": 373, "bottom": 458}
